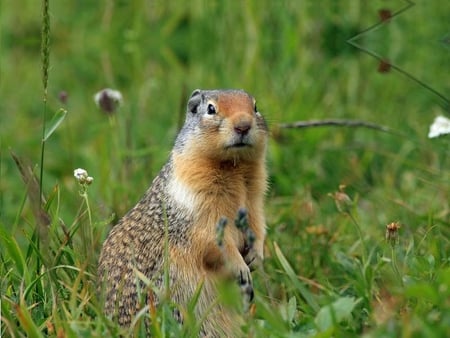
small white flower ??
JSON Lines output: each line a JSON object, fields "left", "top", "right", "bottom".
{"left": 74, "top": 168, "right": 88, "bottom": 181}
{"left": 74, "top": 168, "right": 94, "bottom": 186}
{"left": 94, "top": 88, "right": 123, "bottom": 114}
{"left": 85, "top": 176, "right": 94, "bottom": 185}
{"left": 428, "top": 116, "right": 450, "bottom": 138}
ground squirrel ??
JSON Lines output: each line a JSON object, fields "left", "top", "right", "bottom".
{"left": 98, "top": 89, "right": 268, "bottom": 337}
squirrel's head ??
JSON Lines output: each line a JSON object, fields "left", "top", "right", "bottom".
{"left": 175, "top": 89, "right": 268, "bottom": 162}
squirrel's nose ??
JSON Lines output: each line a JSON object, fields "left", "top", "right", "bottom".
{"left": 234, "top": 122, "right": 251, "bottom": 136}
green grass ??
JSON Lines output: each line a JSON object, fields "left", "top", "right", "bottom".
{"left": 1, "top": 0, "right": 449, "bottom": 337}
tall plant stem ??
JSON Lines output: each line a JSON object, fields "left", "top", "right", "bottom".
{"left": 40, "top": 0, "right": 50, "bottom": 204}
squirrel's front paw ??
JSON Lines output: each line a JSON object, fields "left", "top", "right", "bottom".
{"left": 238, "top": 266, "right": 254, "bottom": 303}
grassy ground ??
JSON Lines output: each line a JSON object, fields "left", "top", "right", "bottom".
{"left": 1, "top": 1, "right": 449, "bottom": 337}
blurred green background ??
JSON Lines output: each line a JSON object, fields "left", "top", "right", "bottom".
{"left": 0, "top": 1, "right": 449, "bottom": 335}
{"left": 1, "top": 1, "right": 448, "bottom": 224}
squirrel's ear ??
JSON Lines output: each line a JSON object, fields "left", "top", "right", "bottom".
{"left": 190, "top": 89, "right": 201, "bottom": 98}
{"left": 188, "top": 89, "right": 202, "bottom": 114}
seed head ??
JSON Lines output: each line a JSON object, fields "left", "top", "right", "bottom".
{"left": 378, "top": 59, "right": 391, "bottom": 74}
{"left": 329, "top": 185, "right": 353, "bottom": 214}
{"left": 385, "top": 222, "right": 401, "bottom": 246}
{"left": 94, "top": 88, "right": 123, "bottom": 114}
{"left": 58, "top": 90, "right": 68, "bottom": 104}
{"left": 378, "top": 9, "right": 392, "bottom": 22}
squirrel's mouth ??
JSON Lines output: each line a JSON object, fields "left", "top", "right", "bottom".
{"left": 232, "top": 142, "right": 249, "bottom": 148}
{"left": 225, "top": 134, "right": 253, "bottom": 149}
{"left": 226, "top": 141, "right": 251, "bottom": 149}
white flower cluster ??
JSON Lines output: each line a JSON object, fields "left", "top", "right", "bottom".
{"left": 74, "top": 168, "right": 94, "bottom": 185}
{"left": 428, "top": 116, "right": 450, "bottom": 138}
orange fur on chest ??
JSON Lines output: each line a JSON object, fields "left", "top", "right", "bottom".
{"left": 172, "top": 152, "right": 262, "bottom": 215}
{"left": 172, "top": 151, "right": 264, "bottom": 247}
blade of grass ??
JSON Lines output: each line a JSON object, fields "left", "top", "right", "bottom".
{"left": 15, "top": 300, "right": 44, "bottom": 338}
{"left": 11, "top": 152, "right": 51, "bottom": 269}
{"left": 0, "top": 226, "right": 30, "bottom": 286}
{"left": 273, "top": 242, "right": 320, "bottom": 313}
{"left": 43, "top": 108, "right": 67, "bottom": 142}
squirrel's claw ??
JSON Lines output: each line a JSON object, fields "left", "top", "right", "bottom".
{"left": 238, "top": 267, "right": 254, "bottom": 305}
{"left": 243, "top": 248, "right": 263, "bottom": 271}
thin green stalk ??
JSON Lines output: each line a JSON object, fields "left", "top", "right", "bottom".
{"left": 390, "top": 245, "right": 404, "bottom": 287}
{"left": 80, "top": 190, "right": 94, "bottom": 261}
{"left": 35, "top": 0, "right": 50, "bottom": 305}
{"left": 348, "top": 212, "right": 368, "bottom": 263}
{"left": 40, "top": 0, "right": 50, "bottom": 204}
{"left": 386, "top": 222, "right": 403, "bottom": 287}
{"left": 74, "top": 169, "right": 95, "bottom": 266}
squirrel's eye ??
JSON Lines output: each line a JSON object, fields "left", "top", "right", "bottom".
{"left": 207, "top": 104, "right": 216, "bottom": 115}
